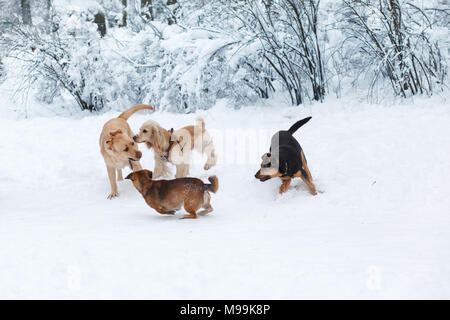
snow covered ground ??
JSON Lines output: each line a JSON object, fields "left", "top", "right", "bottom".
{"left": 0, "top": 97, "right": 449, "bottom": 299}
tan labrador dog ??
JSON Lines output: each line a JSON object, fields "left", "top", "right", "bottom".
{"left": 99, "top": 104, "right": 153, "bottom": 199}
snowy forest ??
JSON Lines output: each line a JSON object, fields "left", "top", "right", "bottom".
{"left": 0, "top": 0, "right": 448, "bottom": 115}
{"left": 1, "top": 1, "right": 450, "bottom": 300}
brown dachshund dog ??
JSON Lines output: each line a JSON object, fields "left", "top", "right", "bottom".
{"left": 126, "top": 169, "right": 218, "bottom": 219}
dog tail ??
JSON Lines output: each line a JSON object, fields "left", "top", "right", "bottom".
{"left": 196, "top": 116, "right": 206, "bottom": 133}
{"left": 288, "top": 117, "right": 312, "bottom": 134}
{"left": 118, "top": 104, "right": 153, "bottom": 121}
{"left": 205, "top": 175, "right": 219, "bottom": 193}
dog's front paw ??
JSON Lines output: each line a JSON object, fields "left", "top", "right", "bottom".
{"left": 279, "top": 184, "right": 291, "bottom": 194}
{"left": 279, "top": 187, "right": 288, "bottom": 194}
{"left": 107, "top": 191, "right": 119, "bottom": 199}
{"left": 204, "top": 163, "right": 212, "bottom": 170}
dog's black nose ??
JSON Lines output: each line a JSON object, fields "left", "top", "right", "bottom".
{"left": 254, "top": 170, "right": 261, "bottom": 179}
{"left": 136, "top": 151, "right": 142, "bottom": 159}
{"left": 133, "top": 135, "right": 138, "bottom": 141}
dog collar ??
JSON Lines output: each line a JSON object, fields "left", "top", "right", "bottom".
{"left": 167, "top": 128, "right": 177, "bottom": 152}
{"left": 162, "top": 128, "right": 184, "bottom": 161}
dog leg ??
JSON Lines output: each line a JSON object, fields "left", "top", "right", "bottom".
{"left": 153, "top": 156, "right": 164, "bottom": 178}
{"left": 181, "top": 211, "right": 198, "bottom": 219}
{"left": 203, "top": 140, "right": 217, "bottom": 170}
{"left": 117, "top": 169, "right": 123, "bottom": 181}
{"left": 154, "top": 207, "right": 175, "bottom": 215}
{"left": 298, "top": 172, "right": 317, "bottom": 195}
{"left": 153, "top": 154, "right": 171, "bottom": 178}
{"left": 182, "top": 200, "right": 199, "bottom": 219}
{"left": 175, "top": 164, "right": 190, "bottom": 178}
{"left": 198, "top": 205, "right": 213, "bottom": 216}
{"left": 129, "top": 160, "right": 142, "bottom": 172}
{"left": 279, "top": 177, "right": 292, "bottom": 194}
{"left": 198, "top": 192, "right": 213, "bottom": 215}
{"left": 107, "top": 166, "right": 119, "bottom": 199}
{"left": 300, "top": 150, "right": 313, "bottom": 181}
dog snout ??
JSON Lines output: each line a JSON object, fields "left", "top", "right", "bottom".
{"left": 136, "top": 151, "right": 142, "bottom": 159}
{"left": 255, "top": 169, "right": 270, "bottom": 182}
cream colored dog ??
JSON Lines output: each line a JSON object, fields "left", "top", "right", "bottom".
{"left": 99, "top": 104, "right": 153, "bottom": 199}
{"left": 133, "top": 117, "right": 217, "bottom": 179}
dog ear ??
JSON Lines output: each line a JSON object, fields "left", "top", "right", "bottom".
{"left": 105, "top": 139, "right": 113, "bottom": 150}
{"left": 105, "top": 130, "right": 122, "bottom": 150}
{"left": 261, "top": 152, "right": 271, "bottom": 160}
{"left": 110, "top": 129, "right": 122, "bottom": 137}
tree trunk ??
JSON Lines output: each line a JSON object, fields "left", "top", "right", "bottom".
{"left": 94, "top": 12, "right": 106, "bottom": 37}
{"left": 167, "top": 0, "right": 177, "bottom": 25}
{"left": 122, "top": 0, "right": 127, "bottom": 26}
{"left": 141, "top": 0, "right": 153, "bottom": 21}
{"left": 127, "top": 0, "right": 138, "bottom": 26}
{"left": 43, "top": 0, "right": 52, "bottom": 32}
{"left": 21, "top": 0, "right": 32, "bottom": 25}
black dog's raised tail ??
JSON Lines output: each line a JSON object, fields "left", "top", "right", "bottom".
{"left": 288, "top": 117, "right": 312, "bottom": 134}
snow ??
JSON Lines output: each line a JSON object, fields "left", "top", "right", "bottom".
{"left": 0, "top": 96, "right": 450, "bottom": 299}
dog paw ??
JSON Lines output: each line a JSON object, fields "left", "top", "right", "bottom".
{"left": 180, "top": 214, "right": 198, "bottom": 219}
{"left": 204, "top": 164, "right": 211, "bottom": 170}
{"left": 279, "top": 186, "right": 289, "bottom": 194}
{"left": 107, "top": 192, "right": 119, "bottom": 199}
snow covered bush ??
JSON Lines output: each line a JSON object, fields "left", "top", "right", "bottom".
{"left": 337, "top": 0, "right": 448, "bottom": 98}
{"left": 222, "top": 0, "right": 326, "bottom": 105}
{"left": 0, "top": 1, "right": 275, "bottom": 113}
{"left": 122, "top": 25, "right": 271, "bottom": 112}
{"left": 0, "top": 0, "right": 448, "bottom": 115}
{"left": 0, "top": 4, "right": 136, "bottom": 111}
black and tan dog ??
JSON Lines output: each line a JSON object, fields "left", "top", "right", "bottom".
{"left": 126, "top": 169, "right": 218, "bottom": 219}
{"left": 255, "top": 117, "right": 317, "bottom": 195}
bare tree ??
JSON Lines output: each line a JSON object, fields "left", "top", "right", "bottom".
{"left": 94, "top": 12, "right": 107, "bottom": 37}
{"left": 229, "top": 0, "right": 325, "bottom": 105}
{"left": 20, "top": 0, "right": 32, "bottom": 25}
{"left": 1, "top": 23, "right": 107, "bottom": 111}
{"left": 167, "top": 0, "right": 177, "bottom": 25}
{"left": 141, "top": 0, "right": 154, "bottom": 21}
{"left": 340, "top": 0, "right": 447, "bottom": 97}
{"left": 41, "top": 0, "right": 52, "bottom": 32}
{"left": 122, "top": 0, "right": 127, "bottom": 26}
